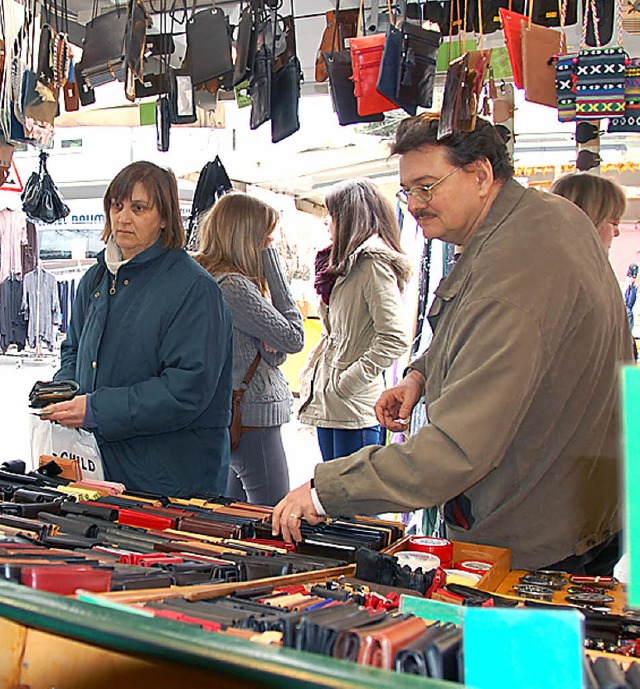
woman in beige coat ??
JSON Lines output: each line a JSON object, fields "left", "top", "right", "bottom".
{"left": 298, "top": 178, "right": 412, "bottom": 461}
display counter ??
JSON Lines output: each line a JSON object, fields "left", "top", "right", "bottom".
{"left": 0, "top": 579, "right": 455, "bottom": 689}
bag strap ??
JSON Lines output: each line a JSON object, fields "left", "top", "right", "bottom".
{"left": 240, "top": 352, "right": 262, "bottom": 389}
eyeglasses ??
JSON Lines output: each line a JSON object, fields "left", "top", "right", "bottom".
{"left": 396, "top": 167, "right": 461, "bottom": 205}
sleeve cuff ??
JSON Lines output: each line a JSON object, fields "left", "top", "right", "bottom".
{"left": 82, "top": 393, "right": 98, "bottom": 430}
{"left": 311, "top": 486, "right": 327, "bottom": 517}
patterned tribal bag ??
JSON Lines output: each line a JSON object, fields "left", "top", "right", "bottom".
{"left": 574, "top": 0, "right": 627, "bottom": 120}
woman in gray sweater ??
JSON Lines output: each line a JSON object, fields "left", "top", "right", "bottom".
{"left": 196, "top": 192, "right": 304, "bottom": 505}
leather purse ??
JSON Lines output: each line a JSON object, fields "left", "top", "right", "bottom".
{"left": 156, "top": 95, "right": 171, "bottom": 152}
{"left": 21, "top": 151, "right": 70, "bottom": 224}
{"left": 395, "top": 22, "right": 441, "bottom": 108}
{"left": 322, "top": 47, "right": 384, "bottom": 126}
{"left": 186, "top": 7, "right": 233, "bottom": 86}
{"left": 63, "top": 59, "right": 80, "bottom": 112}
{"left": 270, "top": 56, "right": 302, "bottom": 143}
{"left": 250, "top": 45, "right": 271, "bottom": 131}
{"left": 499, "top": 6, "right": 528, "bottom": 89}
{"left": 361, "top": 615, "right": 428, "bottom": 669}
{"left": 522, "top": 21, "right": 564, "bottom": 107}
{"left": 350, "top": 32, "right": 398, "bottom": 116}
{"left": 124, "top": 0, "right": 150, "bottom": 83}
{"left": 233, "top": 4, "right": 257, "bottom": 86}
{"left": 229, "top": 353, "right": 261, "bottom": 451}
{"left": 169, "top": 70, "right": 197, "bottom": 124}
{"left": 315, "top": 4, "right": 360, "bottom": 82}
{"left": 437, "top": 52, "right": 469, "bottom": 139}
{"left": 376, "top": 24, "right": 417, "bottom": 115}
{"left": 28, "top": 380, "right": 79, "bottom": 408}
{"left": 77, "top": 4, "right": 129, "bottom": 85}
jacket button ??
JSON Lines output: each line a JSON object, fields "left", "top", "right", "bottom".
{"left": 92, "top": 361, "right": 97, "bottom": 369}
{"left": 124, "top": 279, "right": 129, "bottom": 285}
{"left": 586, "top": 538, "right": 596, "bottom": 547}
{"left": 94, "top": 292, "right": 100, "bottom": 298}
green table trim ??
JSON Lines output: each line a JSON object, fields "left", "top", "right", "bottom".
{"left": 0, "top": 580, "right": 458, "bottom": 689}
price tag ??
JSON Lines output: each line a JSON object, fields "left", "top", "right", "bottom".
{"left": 622, "top": 365, "right": 640, "bottom": 608}
{"left": 464, "top": 607, "right": 584, "bottom": 689}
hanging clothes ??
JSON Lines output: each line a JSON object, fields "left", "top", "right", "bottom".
{"left": 21, "top": 266, "right": 60, "bottom": 350}
{"left": 0, "top": 276, "right": 27, "bottom": 352}
{"left": 0, "top": 209, "right": 28, "bottom": 282}
{"left": 21, "top": 221, "right": 39, "bottom": 275}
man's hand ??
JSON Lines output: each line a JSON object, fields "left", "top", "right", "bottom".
{"left": 374, "top": 370, "right": 425, "bottom": 432}
{"left": 272, "top": 481, "right": 325, "bottom": 543}
{"left": 42, "top": 395, "right": 88, "bottom": 429}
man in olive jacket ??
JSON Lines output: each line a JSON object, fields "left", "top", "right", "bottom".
{"left": 273, "top": 116, "right": 633, "bottom": 572}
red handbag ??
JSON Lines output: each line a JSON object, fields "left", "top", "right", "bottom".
{"left": 499, "top": 6, "right": 528, "bottom": 89}
{"left": 350, "top": 0, "right": 397, "bottom": 117}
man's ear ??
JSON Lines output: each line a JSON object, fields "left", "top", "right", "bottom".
{"left": 474, "top": 158, "right": 495, "bottom": 196}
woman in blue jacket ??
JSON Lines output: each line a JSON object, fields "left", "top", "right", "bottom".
{"left": 43, "top": 161, "right": 233, "bottom": 497}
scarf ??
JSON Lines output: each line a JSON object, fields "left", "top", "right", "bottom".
{"left": 313, "top": 245, "right": 337, "bottom": 305}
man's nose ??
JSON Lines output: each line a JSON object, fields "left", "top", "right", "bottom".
{"left": 408, "top": 195, "right": 427, "bottom": 216}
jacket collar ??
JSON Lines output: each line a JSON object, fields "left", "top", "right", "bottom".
{"left": 435, "top": 178, "right": 527, "bottom": 300}
{"left": 98, "top": 239, "right": 169, "bottom": 272}
{"left": 341, "top": 235, "right": 412, "bottom": 283}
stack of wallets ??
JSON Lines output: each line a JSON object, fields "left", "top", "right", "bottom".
{"left": 128, "top": 578, "right": 463, "bottom": 680}
{"left": 0, "top": 461, "right": 404, "bottom": 595}
{"left": 585, "top": 655, "right": 640, "bottom": 689}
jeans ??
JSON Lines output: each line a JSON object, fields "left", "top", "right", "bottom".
{"left": 317, "top": 425, "right": 386, "bottom": 462}
{"left": 544, "top": 532, "right": 621, "bottom": 576}
{"left": 226, "top": 426, "right": 290, "bottom": 507}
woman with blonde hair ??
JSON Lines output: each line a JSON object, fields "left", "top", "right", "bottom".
{"left": 195, "top": 192, "right": 304, "bottom": 506}
{"left": 298, "top": 178, "right": 412, "bottom": 461}
{"left": 550, "top": 173, "right": 627, "bottom": 253}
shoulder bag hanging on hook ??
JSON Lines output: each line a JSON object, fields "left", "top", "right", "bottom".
{"left": 321, "top": 0, "right": 384, "bottom": 125}
{"left": 186, "top": 0, "right": 233, "bottom": 85}
{"left": 574, "top": 0, "right": 626, "bottom": 120}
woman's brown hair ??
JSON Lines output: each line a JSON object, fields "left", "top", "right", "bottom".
{"left": 102, "top": 161, "right": 185, "bottom": 249}
{"left": 325, "top": 178, "right": 403, "bottom": 275}
{"left": 195, "top": 192, "right": 279, "bottom": 294}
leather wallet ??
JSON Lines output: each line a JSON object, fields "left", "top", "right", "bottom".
{"left": 424, "top": 626, "right": 463, "bottom": 681}
{"left": 28, "top": 380, "right": 79, "bottom": 408}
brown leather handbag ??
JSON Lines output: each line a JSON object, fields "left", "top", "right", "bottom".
{"left": 230, "top": 352, "right": 261, "bottom": 451}
{"left": 315, "top": 3, "right": 360, "bottom": 82}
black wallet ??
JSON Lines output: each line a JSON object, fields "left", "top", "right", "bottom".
{"left": 28, "top": 380, "right": 79, "bottom": 408}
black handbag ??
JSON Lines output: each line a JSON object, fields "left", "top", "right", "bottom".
{"left": 233, "top": 4, "right": 257, "bottom": 86}
{"left": 376, "top": 24, "right": 418, "bottom": 115}
{"left": 396, "top": 23, "right": 440, "bottom": 108}
{"left": 320, "top": 0, "right": 385, "bottom": 126}
{"left": 78, "top": 0, "right": 148, "bottom": 87}
{"left": 169, "top": 70, "right": 197, "bottom": 124}
{"left": 322, "top": 48, "right": 384, "bottom": 126}
{"left": 156, "top": 95, "right": 171, "bottom": 152}
{"left": 21, "top": 151, "right": 70, "bottom": 224}
{"left": 270, "top": 56, "right": 302, "bottom": 143}
{"left": 250, "top": 44, "right": 271, "bottom": 130}
{"left": 186, "top": 7, "right": 233, "bottom": 86}
{"left": 134, "top": 57, "right": 172, "bottom": 98}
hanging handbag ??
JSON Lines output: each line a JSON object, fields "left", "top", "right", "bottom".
{"left": 521, "top": 0, "right": 567, "bottom": 108}
{"left": 554, "top": 52, "right": 578, "bottom": 121}
{"left": 350, "top": 0, "right": 398, "bottom": 116}
{"left": 395, "top": 22, "right": 441, "bottom": 107}
{"left": 438, "top": 52, "right": 469, "bottom": 139}
{"left": 77, "top": 2, "right": 128, "bottom": 85}
{"left": 186, "top": 6, "right": 233, "bottom": 86}
{"left": 583, "top": 0, "right": 614, "bottom": 45}
{"left": 376, "top": 23, "right": 418, "bottom": 115}
{"left": 574, "top": 0, "right": 626, "bottom": 119}
{"left": 156, "top": 95, "right": 171, "bottom": 152}
{"left": 608, "top": 57, "right": 640, "bottom": 132}
{"left": 233, "top": 3, "right": 257, "bottom": 86}
{"left": 63, "top": 58, "right": 79, "bottom": 112}
{"left": 532, "top": 0, "right": 578, "bottom": 26}
{"left": 21, "top": 151, "right": 70, "bottom": 224}
{"left": 315, "top": 4, "right": 360, "bottom": 82}
{"left": 229, "top": 353, "right": 261, "bottom": 452}
{"left": 250, "top": 44, "right": 272, "bottom": 130}
{"left": 271, "top": 56, "right": 303, "bottom": 143}
{"left": 169, "top": 70, "right": 197, "bottom": 124}
{"left": 22, "top": 70, "right": 58, "bottom": 127}
{"left": 499, "top": 6, "right": 528, "bottom": 89}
